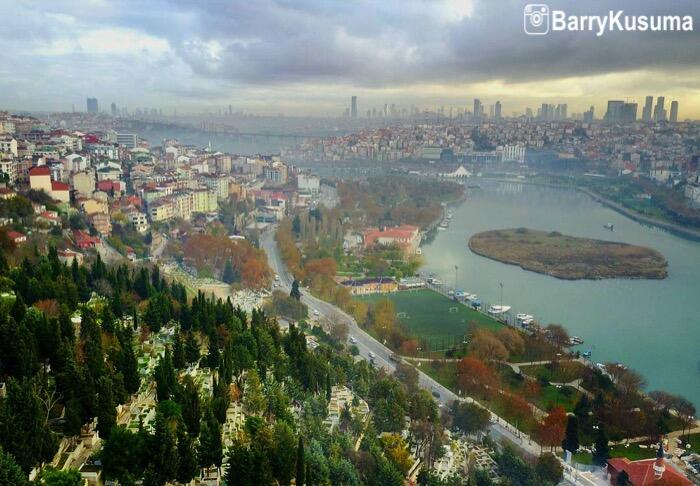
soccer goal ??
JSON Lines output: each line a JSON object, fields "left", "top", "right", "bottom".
{"left": 448, "top": 306, "right": 459, "bottom": 313}
{"left": 396, "top": 312, "right": 409, "bottom": 319}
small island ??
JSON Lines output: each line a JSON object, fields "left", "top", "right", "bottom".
{"left": 468, "top": 228, "right": 668, "bottom": 280}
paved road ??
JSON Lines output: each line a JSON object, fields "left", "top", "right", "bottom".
{"left": 260, "top": 228, "right": 544, "bottom": 458}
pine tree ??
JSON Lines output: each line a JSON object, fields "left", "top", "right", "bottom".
{"left": 176, "top": 426, "right": 197, "bottom": 484}
{"left": 154, "top": 348, "right": 176, "bottom": 402}
{"left": 172, "top": 334, "right": 186, "bottom": 370}
{"left": 184, "top": 332, "right": 200, "bottom": 364}
{"left": 592, "top": 425, "right": 610, "bottom": 466}
{"left": 116, "top": 327, "right": 140, "bottom": 395}
{"left": 272, "top": 421, "right": 296, "bottom": 485}
{"left": 150, "top": 412, "right": 179, "bottom": 484}
{"left": 290, "top": 280, "right": 301, "bottom": 301}
{"left": 562, "top": 415, "right": 579, "bottom": 454}
{"left": 295, "top": 436, "right": 305, "bottom": 486}
{"left": 198, "top": 409, "right": 223, "bottom": 469}
{"left": 0, "top": 446, "right": 29, "bottom": 486}
{"left": 222, "top": 259, "right": 239, "bottom": 284}
{"left": 96, "top": 376, "right": 117, "bottom": 440}
{"left": 178, "top": 376, "right": 202, "bottom": 436}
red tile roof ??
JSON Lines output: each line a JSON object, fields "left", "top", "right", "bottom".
{"left": 363, "top": 225, "right": 420, "bottom": 248}
{"left": 29, "top": 165, "right": 50, "bottom": 176}
{"left": 607, "top": 457, "right": 692, "bottom": 485}
{"left": 51, "top": 181, "right": 70, "bottom": 191}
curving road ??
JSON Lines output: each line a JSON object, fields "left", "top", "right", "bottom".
{"left": 260, "top": 227, "right": 547, "bottom": 458}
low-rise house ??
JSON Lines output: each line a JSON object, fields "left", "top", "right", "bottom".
{"left": 340, "top": 277, "right": 398, "bottom": 295}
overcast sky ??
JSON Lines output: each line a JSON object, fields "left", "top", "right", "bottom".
{"left": 2, "top": 0, "right": 699, "bottom": 118}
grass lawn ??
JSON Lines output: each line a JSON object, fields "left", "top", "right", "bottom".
{"left": 533, "top": 385, "right": 582, "bottom": 413}
{"left": 573, "top": 452, "right": 594, "bottom": 465}
{"left": 682, "top": 433, "right": 700, "bottom": 453}
{"left": 410, "top": 359, "right": 459, "bottom": 391}
{"left": 520, "top": 361, "right": 586, "bottom": 384}
{"left": 358, "top": 289, "right": 503, "bottom": 342}
{"left": 609, "top": 443, "right": 658, "bottom": 461}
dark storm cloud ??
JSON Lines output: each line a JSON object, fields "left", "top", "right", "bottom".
{"left": 150, "top": 0, "right": 700, "bottom": 86}
{"left": 0, "top": 0, "right": 699, "bottom": 109}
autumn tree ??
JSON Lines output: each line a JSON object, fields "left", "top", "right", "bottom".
{"left": 496, "top": 328, "right": 525, "bottom": 357}
{"left": 456, "top": 357, "right": 499, "bottom": 400}
{"left": 468, "top": 330, "right": 509, "bottom": 362}
{"left": 536, "top": 406, "right": 567, "bottom": 452}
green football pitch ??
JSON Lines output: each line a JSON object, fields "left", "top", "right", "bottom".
{"left": 357, "top": 289, "right": 502, "bottom": 341}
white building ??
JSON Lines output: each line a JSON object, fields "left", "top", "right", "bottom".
{"left": 0, "top": 137, "right": 18, "bottom": 157}
{"left": 297, "top": 173, "right": 320, "bottom": 194}
{"left": 501, "top": 144, "right": 526, "bottom": 163}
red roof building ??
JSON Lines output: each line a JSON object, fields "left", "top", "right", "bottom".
{"left": 51, "top": 180, "right": 70, "bottom": 191}
{"left": 73, "top": 230, "right": 101, "bottom": 249}
{"left": 7, "top": 230, "right": 26, "bottom": 244}
{"left": 362, "top": 225, "right": 421, "bottom": 255}
{"left": 607, "top": 445, "right": 692, "bottom": 486}
{"left": 28, "top": 165, "right": 50, "bottom": 176}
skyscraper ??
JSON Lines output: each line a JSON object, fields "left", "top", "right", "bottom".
{"left": 669, "top": 101, "right": 679, "bottom": 123}
{"left": 351, "top": 96, "right": 357, "bottom": 118}
{"left": 605, "top": 101, "right": 636, "bottom": 124}
{"left": 642, "top": 96, "right": 653, "bottom": 122}
{"left": 494, "top": 101, "right": 502, "bottom": 120}
{"left": 86, "top": 97, "right": 98, "bottom": 114}
{"left": 473, "top": 99, "right": 483, "bottom": 120}
{"left": 653, "top": 96, "right": 666, "bottom": 121}
{"left": 556, "top": 103, "right": 568, "bottom": 120}
{"left": 583, "top": 106, "right": 595, "bottom": 123}
{"left": 110, "top": 102, "right": 117, "bottom": 117}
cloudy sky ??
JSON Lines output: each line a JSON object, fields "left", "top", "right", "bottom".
{"left": 2, "top": 0, "right": 699, "bottom": 118}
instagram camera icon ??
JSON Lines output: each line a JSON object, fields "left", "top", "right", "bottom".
{"left": 524, "top": 4, "right": 550, "bottom": 35}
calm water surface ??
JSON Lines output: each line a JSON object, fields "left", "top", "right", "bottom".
{"left": 422, "top": 181, "right": 700, "bottom": 407}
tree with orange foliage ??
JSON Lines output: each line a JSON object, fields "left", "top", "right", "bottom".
{"left": 468, "top": 330, "right": 509, "bottom": 362}
{"left": 522, "top": 379, "right": 542, "bottom": 400}
{"left": 456, "top": 357, "right": 499, "bottom": 400}
{"left": 33, "top": 299, "right": 60, "bottom": 318}
{"left": 304, "top": 258, "right": 337, "bottom": 279}
{"left": 399, "top": 339, "right": 420, "bottom": 357}
{"left": 183, "top": 233, "right": 271, "bottom": 288}
{"left": 535, "top": 406, "right": 567, "bottom": 452}
{"left": 497, "top": 393, "right": 534, "bottom": 427}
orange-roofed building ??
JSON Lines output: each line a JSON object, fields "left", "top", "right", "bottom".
{"left": 362, "top": 225, "right": 421, "bottom": 255}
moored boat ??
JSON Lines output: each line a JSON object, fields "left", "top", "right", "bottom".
{"left": 488, "top": 305, "right": 511, "bottom": 315}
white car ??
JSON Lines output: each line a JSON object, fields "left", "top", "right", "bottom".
{"left": 312, "top": 309, "right": 320, "bottom": 316}
{"left": 350, "top": 336, "right": 358, "bottom": 344}
{"left": 368, "top": 351, "right": 376, "bottom": 359}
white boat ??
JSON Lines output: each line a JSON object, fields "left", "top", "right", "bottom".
{"left": 568, "top": 336, "right": 584, "bottom": 345}
{"left": 488, "top": 305, "right": 511, "bottom": 315}
{"left": 516, "top": 313, "right": 535, "bottom": 325}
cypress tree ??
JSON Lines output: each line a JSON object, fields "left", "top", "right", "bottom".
{"left": 296, "top": 436, "right": 305, "bottom": 486}
{"left": 562, "top": 415, "right": 580, "bottom": 454}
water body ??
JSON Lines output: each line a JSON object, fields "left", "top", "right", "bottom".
{"left": 130, "top": 125, "right": 301, "bottom": 155}
{"left": 421, "top": 180, "right": 700, "bottom": 407}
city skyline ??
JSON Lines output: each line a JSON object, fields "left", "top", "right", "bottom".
{"left": 1, "top": 0, "right": 699, "bottom": 118}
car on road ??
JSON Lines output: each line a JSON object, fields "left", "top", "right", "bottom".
{"left": 349, "top": 336, "right": 358, "bottom": 344}
{"left": 312, "top": 309, "right": 320, "bottom": 316}
{"left": 389, "top": 353, "right": 400, "bottom": 363}
{"left": 274, "top": 274, "right": 280, "bottom": 281}
{"left": 368, "top": 351, "right": 376, "bottom": 359}
{"left": 432, "top": 390, "right": 441, "bottom": 399}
